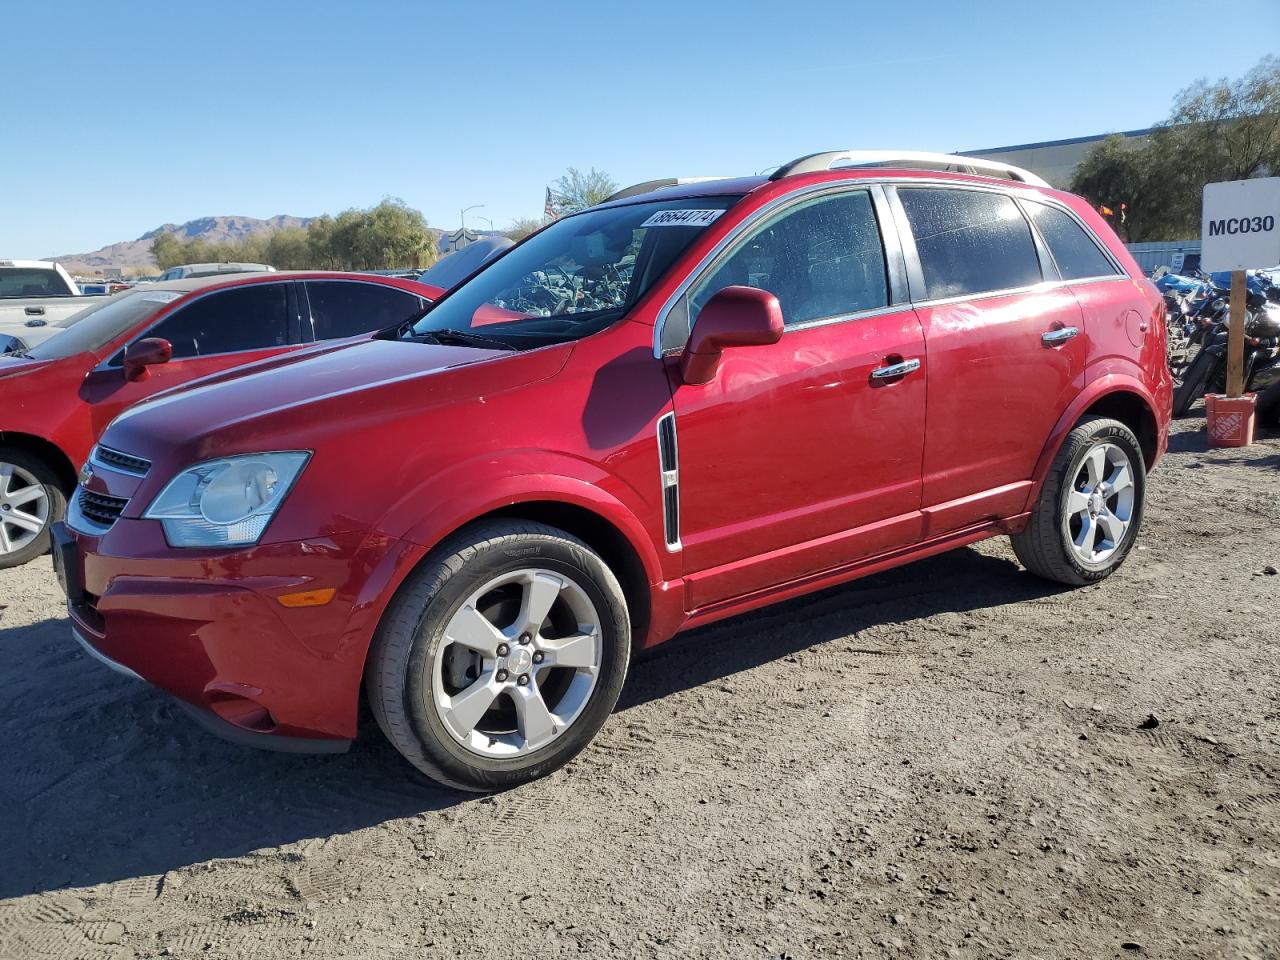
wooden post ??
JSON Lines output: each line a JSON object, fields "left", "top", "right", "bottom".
{"left": 1225, "top": 270, "right": 1247, "bottom": 398}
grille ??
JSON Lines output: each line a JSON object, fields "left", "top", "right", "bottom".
{"left": 93, "top": 445, "right": 152, "bottom": 476}
{"left": 79, "top": 490, "right": 129, "bottom": 527}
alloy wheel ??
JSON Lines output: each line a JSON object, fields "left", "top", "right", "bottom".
{"left": 431, "top": 568, "right": 602, "bottom": 759}
{"left": 1064, "top": 442, "right": 1135, "bottom": 565}
{"left": 0, "top": 462, "right": 50, "bottom": 556}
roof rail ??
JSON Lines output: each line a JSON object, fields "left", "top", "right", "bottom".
{"left": 602, "top": 177, "right": 728, "bottom": 204}
{"left": 768, "top": 150, "right": 1050, "bottom": 188}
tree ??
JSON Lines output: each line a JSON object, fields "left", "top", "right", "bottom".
{"left": 150, "top": 232, "right": 185, "bottom": 270}
{"left": 506, "top": 216, "right": 546, "bottom": 242}
{"left": 1072, "top": 55, "right": 1280, "bottom": 241}
{"left": 551, "top": 167, "right": 617, "bottom": 215}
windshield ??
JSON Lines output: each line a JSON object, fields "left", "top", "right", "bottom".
{"left": 28, "top": 288, "right": 179, "bottom": 360}
{"left": 408, "top": 196, "right": 740, "bottom": 349}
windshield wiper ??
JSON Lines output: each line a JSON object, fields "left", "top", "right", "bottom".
{"left": 409, "top": 328, "right": 517, "bottom": 351}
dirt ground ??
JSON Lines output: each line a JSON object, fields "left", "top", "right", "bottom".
{"left": 1, "top": 416, "right": 1277, "bottom": 960}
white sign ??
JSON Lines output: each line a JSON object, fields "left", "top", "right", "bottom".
{"left": 639, "top": 208, "right": 725, "bottom": 228}
{"left": 1200, "top": 177, "right": 1280, "bottom": 271}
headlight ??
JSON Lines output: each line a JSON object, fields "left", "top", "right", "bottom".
{"left": 144, "top": 452, "right": 310, "bottom": 548}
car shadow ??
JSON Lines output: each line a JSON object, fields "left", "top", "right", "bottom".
{"left": 0, "top": 545, "right": 1061, "bottom": 900}
{"left": 620, "top": 546, "right": 1065, "bottom": 710}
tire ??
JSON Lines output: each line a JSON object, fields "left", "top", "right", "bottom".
{"left": 1172, "top": 346, "right": 1215, "bottom": 418}
{"left": 1012, "top": 416, "right": 1146, "bottom": 586}
{"left": 365, "top": 519, "right": 630, "bottom": 792}
{"left": 0, "top": 447, "right": 66, "bottom": 570}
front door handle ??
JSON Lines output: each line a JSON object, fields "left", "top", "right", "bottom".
{"left": 1041, "top": 326, "right": 1079, "bottom": 346}
{"left": 24, "top": 306, "right": 45, "bottom": 316}
{"left": 870, "top": 357, "right": 922, "bottom": 380}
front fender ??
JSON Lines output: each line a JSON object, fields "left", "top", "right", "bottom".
{"left": 384, "top": 450, "right": 669, "bottom": 589}
{"left": 1022, "top": 374, "right": 1164, "bottom": 512}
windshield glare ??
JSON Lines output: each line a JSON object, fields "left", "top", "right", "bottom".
{"left": 28, "top": 288, "right": 177, "bottom": 360}
{"left": 410, "top": 196, "right": 739, "bottom": 348}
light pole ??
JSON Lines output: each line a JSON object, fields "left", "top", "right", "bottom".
{"left": 473, "top": 215, "right": 493, "bottom": 233}
{"left": 460, "top": 204, "right": 485, "bottom": 234}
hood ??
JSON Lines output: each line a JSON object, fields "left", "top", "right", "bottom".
{"left": 103, "top": 337, "right": 572, "bottom": 463}
{"left": 0, "top": 352, "right": 64, "bottom": 381}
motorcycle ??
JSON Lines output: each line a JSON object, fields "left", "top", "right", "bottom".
{"left": 1172, "top": 286, "right": 1280, "bottom": 422}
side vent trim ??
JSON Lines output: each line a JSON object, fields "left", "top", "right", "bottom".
{"left": 657, "top": 412, "right": 681, "bottom": 551}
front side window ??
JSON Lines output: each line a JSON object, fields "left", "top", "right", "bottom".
{"left": 306, "top": 281, "right": 424, "bottom": 340}
{"left": 147, "top": 283, "right": 289, "bottom": 359}
{"left": 409, "top": 196, "right": 741, "bottom": 350}
{"left": 688, "top": 190, "right": 888, "bottom": 334}
{"left": 898, "top": 188, "right": 1042, "bottom": 300}
{"left": 1023, "top": 201, "right": 1119, "bottom": 281}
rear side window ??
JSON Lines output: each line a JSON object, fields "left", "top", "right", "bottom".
{"left": 898, "top": 188, "right": 1042, "bottom": 300}
{"left": 690, "top": 190, "right": 888, "bottom": 331}
{"left": 148, "top": 283, "right": 289, "bottom": 359}
{"left": 306, "top": 281, "right": 424, "bottom": 340}
{"left": 1024, "top": 201, "right": 1119, "bottom": 281}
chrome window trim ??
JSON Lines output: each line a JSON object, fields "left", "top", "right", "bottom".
{"left": 904, "top": 273, "right": 1129, "bottom": 311}
{"left": 653, "top": 182, "right": 900, "bottom": 357}
{"left": 653, "top": 175, "right": 1133, "bottom": 357}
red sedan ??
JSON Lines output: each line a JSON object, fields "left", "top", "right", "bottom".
{"left": 0, "top": 271, "right": 440, "bottom": 567}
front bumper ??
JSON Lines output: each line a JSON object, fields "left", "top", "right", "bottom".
{"left": 56, "top": 515, "right": 424, "bottom": 748}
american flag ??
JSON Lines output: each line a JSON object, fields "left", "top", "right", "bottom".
{"left": 543, "top": 187, "right": 557, "bottom": 221}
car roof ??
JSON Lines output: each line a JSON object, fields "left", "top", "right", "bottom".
{"left": 136, "top": 271, "right": 432, "bottom": 295}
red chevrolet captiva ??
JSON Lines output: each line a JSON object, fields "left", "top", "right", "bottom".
{"left": 55, "top": 151, "right": 1172, "bottom": 791}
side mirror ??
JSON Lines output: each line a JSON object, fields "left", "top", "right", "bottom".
{"left": 679, "top": 286, "right": 784, "bottom": 385}
{"left": 122, "top": 337, "right": 173, "bottom": 382}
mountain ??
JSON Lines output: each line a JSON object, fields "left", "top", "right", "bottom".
{"left": 52, "top": 215, "right": 313, "bottom": 274}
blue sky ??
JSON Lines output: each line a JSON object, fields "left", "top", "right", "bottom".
{"left": 3, "top": 0, "right": 1277, "bottom": 256}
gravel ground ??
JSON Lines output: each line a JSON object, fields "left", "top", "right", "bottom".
{"left": 1, "top": 416, "right": 1277, "bottom": 960}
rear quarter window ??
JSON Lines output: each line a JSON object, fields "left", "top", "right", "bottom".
{"left": 897, "top": 188, "right": 1043, "bottom": 300}
{"left": 1024, "top": 201, "right": 1120, "bottom": 281}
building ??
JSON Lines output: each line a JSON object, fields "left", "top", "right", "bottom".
{"left": 961, "top": 128, "right": 1153, "bottom": 190}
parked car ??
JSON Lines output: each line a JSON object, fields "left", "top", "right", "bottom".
{"left": 0, "top": 260, "right": 92, "bottom": 346}
{"left": 55, "top": 152, "right": 1171, "bottom": 791}
{"left": 157, "top": 262, "right": 276, "bottom": 281}
{"left": 0, "top": 271, "right": 441, "bottom": 567}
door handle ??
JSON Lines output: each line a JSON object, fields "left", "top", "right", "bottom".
{"left": 870, "top": 357, "right": 921, "bottom": 380}
{"left": 1041, "top": 326, "right": 1079, "bottom": 346}
{"left": 24, "top": 306, "right": 45, "bottom": 316}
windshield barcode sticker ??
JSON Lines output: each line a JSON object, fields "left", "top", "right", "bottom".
{"left": 640, "top": 209, "right": 726, "bottom": 228}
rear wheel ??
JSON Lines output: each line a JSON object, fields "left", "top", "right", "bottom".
{"left": 365, "top": 520, "right": 630, "bottom": 792}
{"left": 0, "top": 448, "right": 65, "bottom": 570}
{"left": 1172, "top": 346, "right": 1215, "bottom": 417}
{"left": 1012, "top": 417, "right": 1146, "bottom": 586}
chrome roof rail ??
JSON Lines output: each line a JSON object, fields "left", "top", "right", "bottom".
{"left": 603, "top": 177, "right": 729, "bottom": 203}
{"left": 768, "top": 150, "right": 1050, "bottom": 188}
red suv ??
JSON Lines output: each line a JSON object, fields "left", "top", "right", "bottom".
{"left": 0, "top": 271, "right": 440, "bottom": 568}
{"left": 55, "top": 153, "right": 1171, "bottom": 791}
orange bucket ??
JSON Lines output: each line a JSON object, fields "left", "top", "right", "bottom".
{"left": 1205, "top": 393, "right": 1257, "bottom": 447}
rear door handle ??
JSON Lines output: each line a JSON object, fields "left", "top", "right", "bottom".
{"left": 870, "top": 358, "right": 921, "bottom": 380}
{"left": 1041, "top": 326, "right": 1079, "bottom": 346}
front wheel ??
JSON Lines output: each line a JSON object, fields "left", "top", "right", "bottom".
{"left": 0, "top": 448, "right": 66, "bottom": 570}
{"left": 365, "top": 520, "right": 630, "bottom": 791}
{"left": 1012, "top": 417, "right": 1146, "bottom": 586}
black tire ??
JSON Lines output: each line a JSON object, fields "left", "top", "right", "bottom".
{"left": 365, "top": 519, "right": 630, "bottom": 792}
{"left": 1172, "top": 346, "right": 1216, "bottom": 418}
{"left": 0, "top": 447, "right": 66, "bottom": 570}
{"left": 1012, "top": 416, "right": 1146, "bottom": 586}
